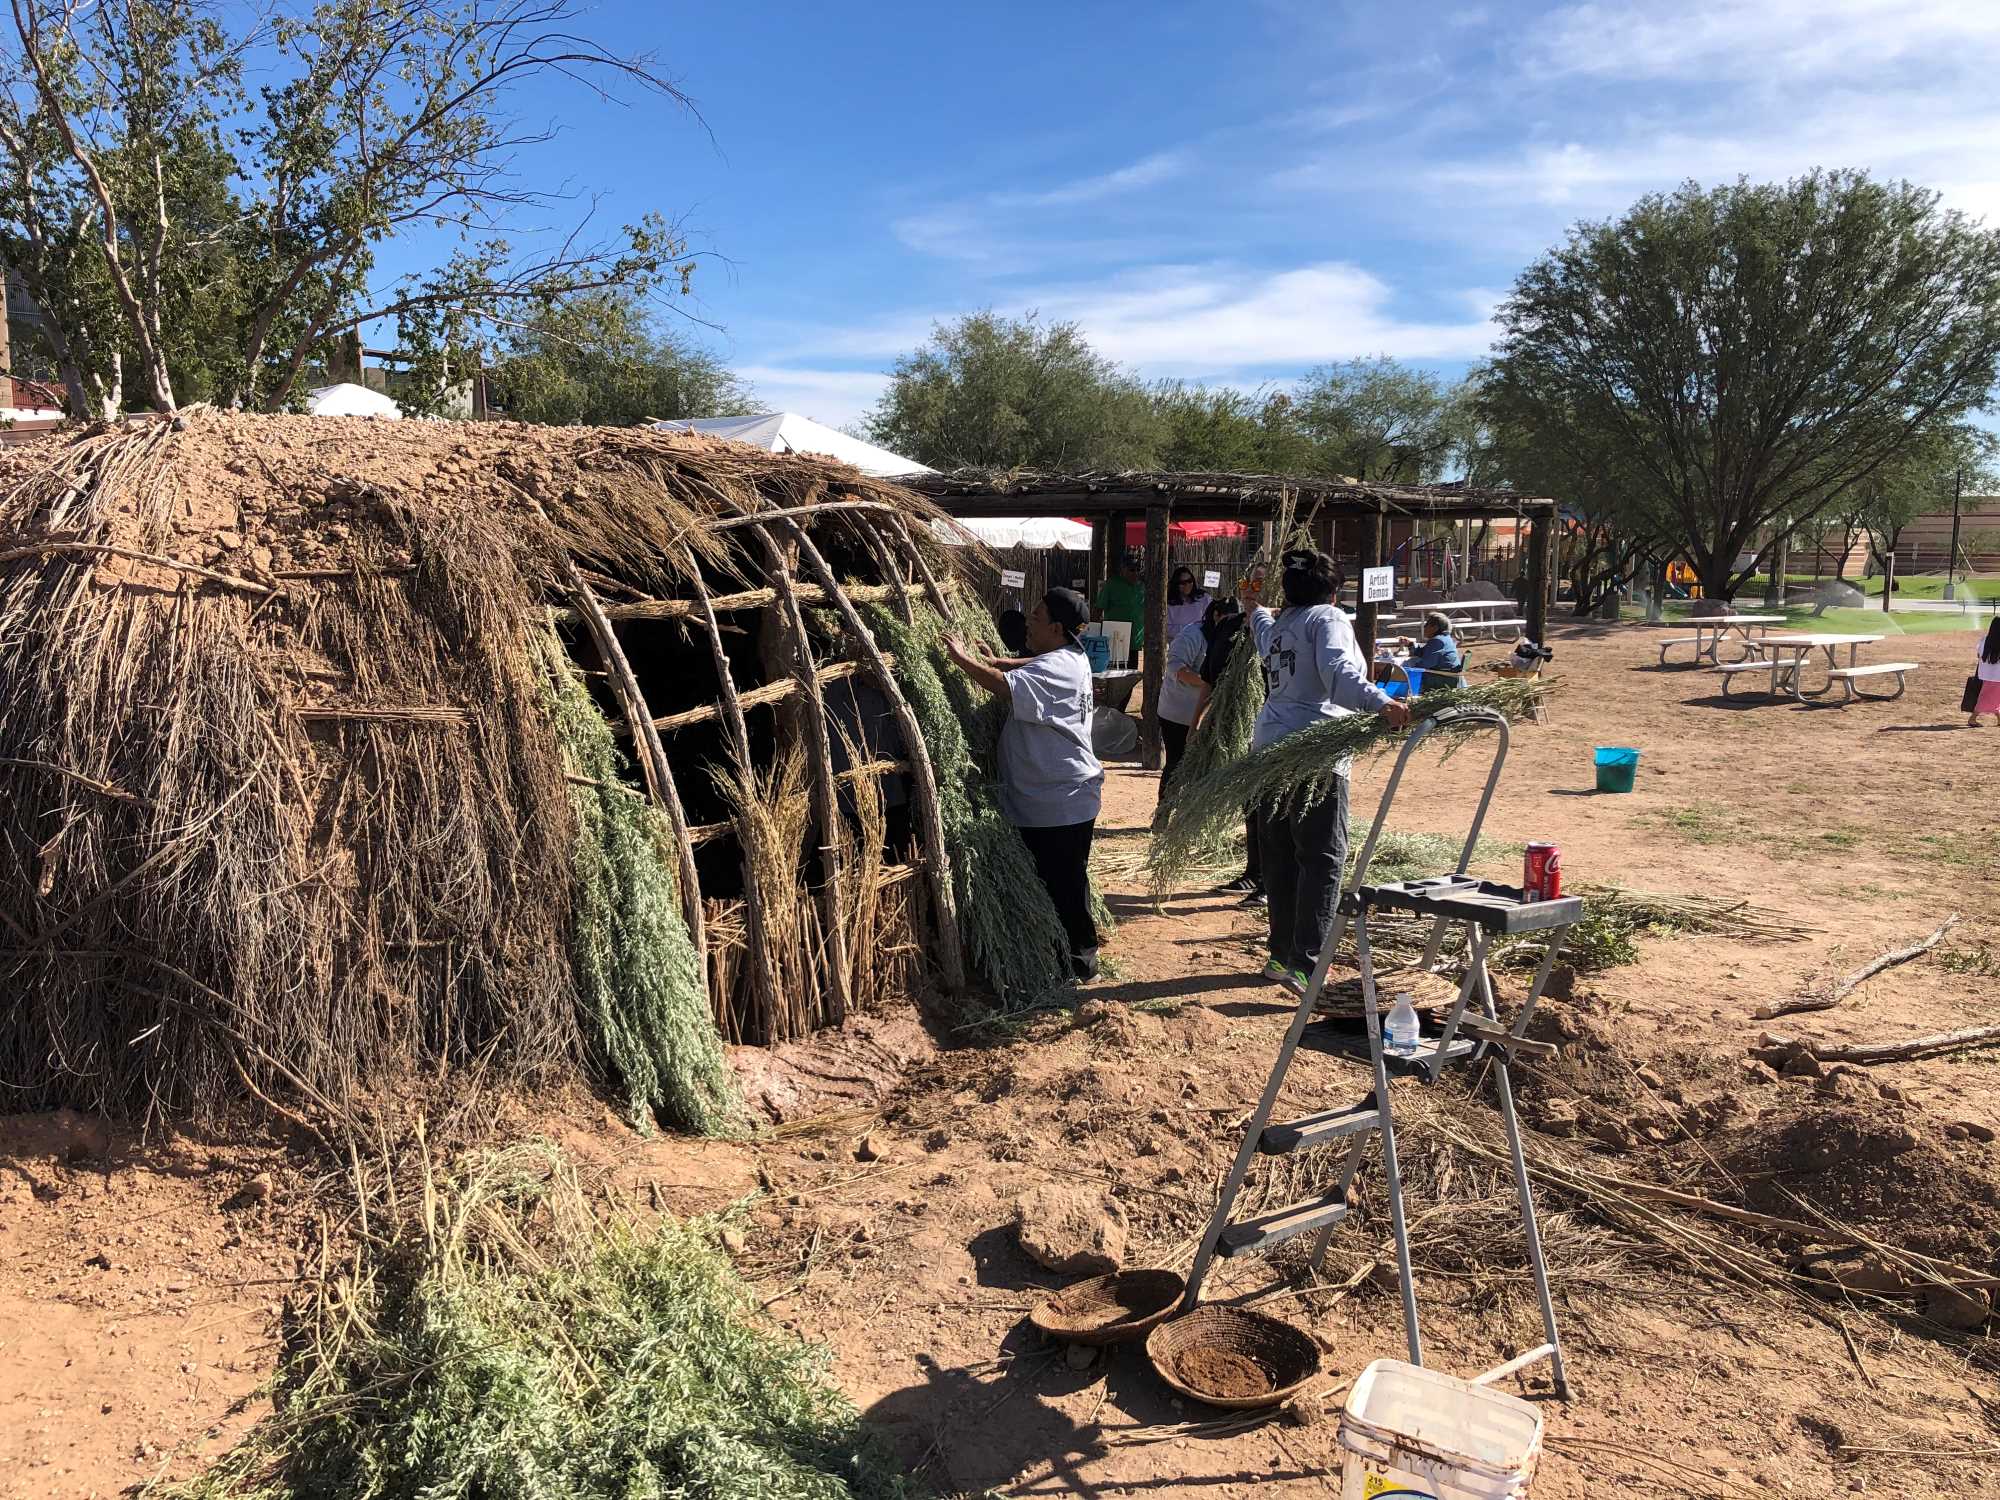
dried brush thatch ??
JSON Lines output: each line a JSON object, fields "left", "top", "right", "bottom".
{"left": 0, "top": 410, "right": 976, "bottom": 1123}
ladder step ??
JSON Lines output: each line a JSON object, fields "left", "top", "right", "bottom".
{"left": 1217, "top": 1194, "right": 1349, "bottom": 1256}
{"left": 1297, "top": 1025, "right": 1481, "bottom": 1076}
{"left": 1259, "top": 1100, "right": 1380, "bottom": 1155}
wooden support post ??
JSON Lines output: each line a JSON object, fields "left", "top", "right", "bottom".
{"left": 1525, "top": 509, "right": 1554, "bottom": 643}
{"left": 784, "top": 522, "right": 968, "bottom": 995}
{"left": 1141, "top": 505, "right": 1169, "bottom": 772}
{"left": 686, "top": 562, "right": 786, "bottom": 1036}
{"left": 1355, "top": 505, "right": 1383, "bottom": 647}
{"left": 561, "top": 574, "right": 707, "bottom": 996}
{"left": 1089, "top": 516, "right": 1109, "bottom": 603}
{"left": 744, "top": 525, "right": 853, "bottom": 1025}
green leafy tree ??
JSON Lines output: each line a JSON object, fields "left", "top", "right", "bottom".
{"left": 1490, "top": 171, "right": 2000, "bottom": 598}
{"left": 1292, "top": 357, "right": 1465, "bottom": 483}
{"left": 1150, "top": 382, "right": 1316, "bottom": 473}
{"left": 487, "top": 290, "right": 755, "bottom": 426}
{"left": 1, "top": 0, "right": 697, "bottom": 417}
{"left": 866, "top": 312, "right": 1160, "bottom": 470}
{"left": 1470, "top": 366, "right": 1677, "bottom": 613}
{"left": 1852, "top": 422, "right": 2000, "bottom": 578}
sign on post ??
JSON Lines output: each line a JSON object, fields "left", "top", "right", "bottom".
{"left": 1202, "top": 569, "right": 1221, "bottom": 589}
{"left": 999, "top": 568, "right": 1026, "bottom": 589}
{"left": 1362, "top": 565, "right": 1395, "bottom": 604}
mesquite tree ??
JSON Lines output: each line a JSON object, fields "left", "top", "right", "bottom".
{"left": 1490, "top": 172, "right": 2000, "bottom": 599}
{"left": 0, "top": 0, "right": 695, "bottom": 417}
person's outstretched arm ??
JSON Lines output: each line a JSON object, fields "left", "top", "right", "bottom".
{"left": 943, "top": 635, "right": 1011, "bottom": 699}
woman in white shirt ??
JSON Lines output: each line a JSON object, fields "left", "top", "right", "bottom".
{"left": 1155, "top": 603, "right": 1222, "bottom": 801}
{"left": 1166, "top": 567, "right": 1208, "bottom": 638}
{"left": 1971, "top": 619, "right": 2000, "bottom": 727}
{"left": 945, "top": 588, "right": 1106, "bottom": 978}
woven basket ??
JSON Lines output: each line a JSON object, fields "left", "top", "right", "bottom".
{"left": 1030, "top": 1269, "right": 1185, "bottom": 1346}
{"left": 1313, "top": 965, "right": 1464, "bottom": 1019}
{"left": 1145, "top": 1306, "right": 1321, "bottom": 1410}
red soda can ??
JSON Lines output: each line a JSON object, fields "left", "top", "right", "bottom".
{"left": 1524, "top": 842, "right": 1562, "bottom": 902}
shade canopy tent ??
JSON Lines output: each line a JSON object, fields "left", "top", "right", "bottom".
{"left": 1124, "top": 518, "right": 1245, "bottom": 547}
{"left": 935, "top": 514, "right": 1093, "bottom": 549}
{"left": 906, "top": 467, "right": 1559, "bottom": 770}
{"left": 306, "top": 382, "right": 402, "bottom": 419}
{"left": 650, "top": 412, "right": 930, "bottom": 479}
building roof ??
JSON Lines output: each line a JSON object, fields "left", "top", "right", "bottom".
{"left": 904, "top": 468, "right": 1554, "bottom": 522}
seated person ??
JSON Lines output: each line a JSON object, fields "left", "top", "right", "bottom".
{"left": 1398, "top": 611, "right": 1464, "bottom": 687}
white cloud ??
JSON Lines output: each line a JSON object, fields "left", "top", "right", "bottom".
{"left": 765, "top": 263, "right": 1498, "bottom": 393}
{"left": 1523, "top": 0, "right": 2000, "bottom": 81}
{"left": 891, "top": 151, "right": 1191, "bottom": 265}
{"left": 732, "top": 365, "right": 889, "bottom": 431}
{"left": 1028, "top": 262, "right": 1497, "bottom": 370}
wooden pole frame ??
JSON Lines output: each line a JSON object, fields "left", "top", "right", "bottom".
{"left": 1141, "top": 505, "right": 1169, "bottom": 771}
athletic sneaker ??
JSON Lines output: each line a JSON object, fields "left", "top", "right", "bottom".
{"left": 1261, "top": 958, "right": 1307, "bottom": 998}
{"left": 1214, "top": 873, "right": 1258, "bottom": 895}
{"left": 1237, "top": 889, "right": 1268, "bottom": 910}
{"left": 1073, "top": 949, "right": 1101, "bottom": 981}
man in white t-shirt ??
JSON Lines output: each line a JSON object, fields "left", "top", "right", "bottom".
{"left": 944, "top": 588, "right": 1106, "bottom": 978}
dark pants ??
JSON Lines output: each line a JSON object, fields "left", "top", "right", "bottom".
{"left": 1243, "top": 807, "right": 1263, "bottom": 886}
{"left": 1018, "top": 819, "right": 1099, "bottom": 957}
{"left": 1158, "top": 718, "right": 1191, "bottom": 801}
{"left": 1262, "top": 777, "right": 1349, "bottom": 972}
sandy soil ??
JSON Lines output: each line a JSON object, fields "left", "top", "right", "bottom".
{"left": 4, "top": 614, "right": 1997, "bottom": 1498}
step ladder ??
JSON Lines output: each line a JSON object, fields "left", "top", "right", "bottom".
{"left": 1181, "top": 706, "right": 1579, "bottom": 1398}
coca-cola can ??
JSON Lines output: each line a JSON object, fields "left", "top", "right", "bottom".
{"left": 1524, "top": 842, "right": 1562, "bottom": 903}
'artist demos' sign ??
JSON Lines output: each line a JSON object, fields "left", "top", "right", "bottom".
{"left": 1361, "top": 565, "right": 1395, "bottom": 603}
{"left": 999, "top": 568, "right": 1026, "bottom": 588}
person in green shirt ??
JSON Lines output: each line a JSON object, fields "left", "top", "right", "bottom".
{"left": 1092, "top": 551, "right": 1145, "bottom": 660}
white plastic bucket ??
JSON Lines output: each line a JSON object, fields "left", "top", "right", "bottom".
{"left": 1338, "top": 1360, "right": 1542, "bottom": 1499}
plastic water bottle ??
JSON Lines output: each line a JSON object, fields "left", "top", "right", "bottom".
{"left": 1386, "top": 993, "right": 1421, "bottom": 1056}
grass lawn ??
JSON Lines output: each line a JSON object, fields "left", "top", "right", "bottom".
{"left": 1623, "top": 601, "right": 1984, "bottom": 635}
{"left": 1737, "top": 571, "right": 2000, "bottom": 601}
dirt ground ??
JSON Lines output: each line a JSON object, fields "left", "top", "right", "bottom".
{"left": 4, "top": 615, "right": 1997, "bottom": 1498}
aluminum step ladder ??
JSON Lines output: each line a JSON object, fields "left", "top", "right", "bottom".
{"left": 1180, "top": 706, "right": 1579, "bottom": 1398}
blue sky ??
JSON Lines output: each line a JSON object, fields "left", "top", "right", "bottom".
{"left": 397, "top": 0, "right": 2000, "bottom": 429}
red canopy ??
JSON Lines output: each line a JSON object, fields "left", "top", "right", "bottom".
{"left": 1117, "top": 519, "right": 1247, "bottom": 547}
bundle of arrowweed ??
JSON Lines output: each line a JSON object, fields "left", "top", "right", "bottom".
{"left": 546, "top": 645, "right": 734, "bottom": 1134}
{"left": 1148, "top": 678, "right": 1550, "bottom": 898}
{"left": 166, "top": 1142, "right": 906, "bottom": 1500}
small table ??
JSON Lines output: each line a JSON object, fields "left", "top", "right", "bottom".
{"left": 1659, "top": 615, "right": 1785, "bottom": 666}
{"left": 1726, "top": 633, "right": 1884, "bottom": 702}
{"left": 1430, "top": 600, "right": 1528, "bottom": 639}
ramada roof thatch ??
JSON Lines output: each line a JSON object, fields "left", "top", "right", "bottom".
{"left": 905, "top": 467, "right": 1555, "bottom": 522}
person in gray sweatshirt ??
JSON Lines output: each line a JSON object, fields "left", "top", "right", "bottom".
{"left": 1247, "top": 549, "right": 1410, "bottom": 995}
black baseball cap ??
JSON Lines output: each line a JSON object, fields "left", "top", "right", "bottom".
{"left": 1043, "top": 587, "right": 1090, "bottom": 635}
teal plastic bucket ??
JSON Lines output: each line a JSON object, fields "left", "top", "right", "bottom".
{"left": 1082, "top": 633, "right": 1112, "bottom": 673}
{"left": 1594, "top": 746, "right": 1640, "bottom": 793}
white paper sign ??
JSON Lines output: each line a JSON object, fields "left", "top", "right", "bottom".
{"left": 1362, "top": 565, "right": 1395, "bottom": 603}
{"left": 1202, "top": 569, "right": 1221, "bottom": 589}
{"left": 999, "top": 568, "right": 1026, "bottom": 588}
{"left": 1070, "top": 577, "right": 1086, "bottom": 590}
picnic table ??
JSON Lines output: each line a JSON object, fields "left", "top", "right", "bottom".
{"left": 1427, "top": 600, "right": 1526, "bottom": 639}
{"left": 1657, "top": 614, "right": 1785, "bottom": 666}
{"left": 1715, "top": 633, "right": 1918, "bottom": 703}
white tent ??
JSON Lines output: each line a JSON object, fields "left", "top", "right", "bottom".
{"left": 650, "top": 412, "right": 928, "bottom": 479}
{"left": 651, "top": 412, "right": 1084, "bottom": 548}
{"left": 306, "top": 382, "right": 402, "bottom": 419}
{"left": 932, "top": 515, "right": 1092, "bottom": 550}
